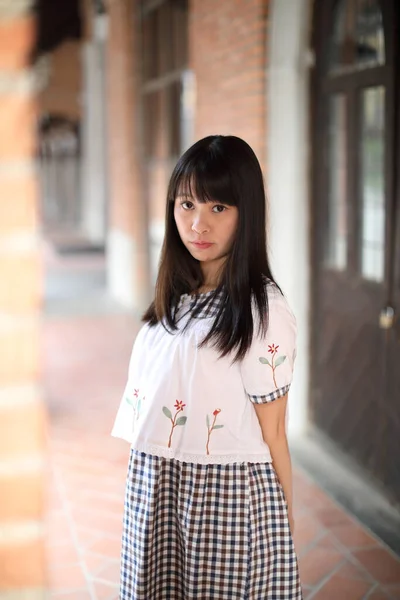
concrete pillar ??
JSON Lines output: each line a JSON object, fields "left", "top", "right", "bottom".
{"left": 0, "top": 3, "right": 47, "bottom": 596}
{"left": 81, "top": 13, "right": 108, "bottom": 244}
{"left": 106, "top": 0, "right": 151, "bottom": 311}
{"left": 267, "top": 0, "right": 312, "bottom": 435}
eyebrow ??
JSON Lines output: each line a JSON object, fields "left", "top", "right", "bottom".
{"left": 176, "top": 194, "right": 225, "bottom": 204}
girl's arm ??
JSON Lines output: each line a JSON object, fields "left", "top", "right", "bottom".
{"left": 253, "top": 393, "right": 295, "bottom": 533}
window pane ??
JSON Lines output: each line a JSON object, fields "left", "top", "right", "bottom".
{"left": 142, "top": 10, "right": 158, "bottom": 82}
{"left": 144, "top": 90, "right": 164, "bottom": 159}
{"left": 141, "top": 0, "right": 189, "bottom": 160}
{"left": 181, "top": 69, "right": 195, "bottom": 152}
{"left": 157, "top": 2, "right": 173, "bottom": 76}
{"left": 360, "top": 87, "right": 385, "bottom": 282}
{"left": 172, "top": 0, "right": 188, "bottom": 70}
{"left": 168, "top": 80, "right": 182, "bottom": 158}
{"left": 330, "top": 0, "right": 385, "bottom": 73}
{"left": 326, "top": 95, "right": 348, "bottom": 270}
{"left": 142, "top": 3, "right": 174, "bottom": 81}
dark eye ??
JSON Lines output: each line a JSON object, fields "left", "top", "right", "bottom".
{"left": 181, "top": 201, "right": 194, "bottom": 210}
{"left": 212, "top": 205, "right": 227, "bottom": 213}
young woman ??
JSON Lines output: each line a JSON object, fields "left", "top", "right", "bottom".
{"left": 112, "top": 135, "right": 303, "bottom": 599}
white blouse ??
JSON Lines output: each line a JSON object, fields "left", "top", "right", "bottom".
{"left": 112, "top": 283, "right": 297, "bottom": 465}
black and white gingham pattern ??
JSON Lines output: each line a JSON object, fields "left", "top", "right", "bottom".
{"left": 120, "top": 450, "right": 303, "bottom": 599}
{"left": 248, "top": 383, "right": 291, "bottom": 405}
{"left": 177, "top": 288, "right": 225, "bottom": 320}
{"left": 176, "top": 278, "right": 276, "bottom": 321}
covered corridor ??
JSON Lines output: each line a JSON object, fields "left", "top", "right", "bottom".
{"left": 43, "top": 252, "right": 400, "bottom": 599}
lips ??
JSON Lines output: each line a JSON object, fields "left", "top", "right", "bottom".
{"left": 191, "top": 241, "right": 213, "bottom": 249}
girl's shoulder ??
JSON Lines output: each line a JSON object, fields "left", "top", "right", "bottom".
{"left": 260, "top": 276, "right": 283, "bottom": 305}
{"left": 259, "top": 277, "right": 296, "bottom": 323}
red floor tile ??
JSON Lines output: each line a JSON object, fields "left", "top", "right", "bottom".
{"left": 47, "top": 525, "right": 75, "bottom": 549}
{"left": 82, "top": 552, "right": 111, "bottom": 577}
{"left": 75, "top": 529, "right": 104, "bottom": 550}
{"left": 293, "top": 513, "right": 322, "bottom": 553}
{"left": 93, "top": 580, "right": 119, "bottom": 600}
{"left": 313, "top": 503, "right": 355, "bottom": 529}
{"left": 95, "top": 560, "right": 121, "bottom": 584}
{"left": 337, "top": 560, "right": 372, "bottom": 581}
{"left": 46, "top": 542, "right": 80, "bottom": 566}
{"left": 367, "top": 590, "right": 393, "bottom": 599}
{"left": 71, "top": 494, "right": 124, "bottom": 516}
{"left": 298, "top": 535, "right": 345, "bottom": 586}
{"left": 384, "top": 585, "right": 400, "bottom": 599}
{"left": 50, "top": 591, "right": 92, "bottom": 599}
{"left": 330, "top": 521, "right": 380, "bottom": 549}
{"left": 49, "top": 563, "right": 87, "bottom": 592}
{"left": 354, "top": 548, "right": 400, "bottom": 585}
{"left": 69, "top": 509, "right": 123, "bottom": 537}
{"left": 311, "top": 573, "right": 373, "bottom": 599}
{"left": 86, "top": 536, "right": 122, "bottom": 559}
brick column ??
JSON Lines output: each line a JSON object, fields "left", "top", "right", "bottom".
{"left": 106, "top": 0, "right": 151, "bottom": 311}
{"left": 0, "top": 3, "right": 46, "bottom": 598}
{"left": 191, "top": 0, "right": 269, "bottom": 165}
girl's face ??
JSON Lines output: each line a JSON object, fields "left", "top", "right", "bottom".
{"left": 174, "top": 191, "right": 239, "bottom": 279}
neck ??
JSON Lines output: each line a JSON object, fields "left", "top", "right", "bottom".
{"left": 200, "top": 259, "right": 224, "bottom": 289}
{"left": 197, "top": 283, "right": 217, "bottom": 293}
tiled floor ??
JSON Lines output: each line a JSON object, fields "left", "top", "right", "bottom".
{"left": 44, "top": 311, "right": 138, "bottom": 600}
{"left": 43, "top": 252, "right": 400, "bottom": 599}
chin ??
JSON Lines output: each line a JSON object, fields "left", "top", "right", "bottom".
{"left": 190, "top": 252, "right": 212, "bottom": 261}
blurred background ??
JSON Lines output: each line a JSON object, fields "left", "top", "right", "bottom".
{"left": 0, "top": 0, "right": 400, "bottom": 598}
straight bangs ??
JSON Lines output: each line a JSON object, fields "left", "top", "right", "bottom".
{"left": 168, "top": 150, "right": 238, "bottom": 208}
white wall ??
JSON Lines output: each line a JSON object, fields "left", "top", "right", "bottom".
{"left": 267, "top": 0, "right": 312, "bottom": 435}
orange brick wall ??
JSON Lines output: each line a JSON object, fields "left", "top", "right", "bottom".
{"left": 190, "top": 0, "right": 269, "bottom": 165}
{"left": 107, "top": 0, "right": 143, "bottom": 237}
{"left": 38, "top": 40, "right": 82, "bottom": 120}
{"left": 106, "top": 0, "right": 151, "bottom": 300}
{"left": 0, "top": 7, "right": 46, "bottom": 595}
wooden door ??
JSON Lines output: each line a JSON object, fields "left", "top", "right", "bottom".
{"left": 311, "top": 0, "right": 400, "bottom": 504}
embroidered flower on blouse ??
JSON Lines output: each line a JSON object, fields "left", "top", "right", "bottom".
{"left": 206, "top": 409, "right": 224, "bottom": 455}
{"left": 163, "top": 400, "right": 188, "bottom": 448}
{"left": 126, "top": 388, "right": 144, "bottom": 422}
{"left": 260, "top": 344, "right": 287, "bottom": 388}
{"left": 268, "top": 344, "right": 279, "bottom": 355}
{"left": 174, "top": 400, "right": 186, "bottom": 411}
{"left": 135, "top": 396, "right": 144, "bottom": 420}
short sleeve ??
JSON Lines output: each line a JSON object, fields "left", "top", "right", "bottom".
{"left": 111, "top": 341, "right": 139, "bottom": 442}
{"left": 240, "top": 292, "right": 297, "bottom": 404}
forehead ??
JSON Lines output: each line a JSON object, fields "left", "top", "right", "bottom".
{"left": 175, "top": 187, "right": 215, "bottom": 203}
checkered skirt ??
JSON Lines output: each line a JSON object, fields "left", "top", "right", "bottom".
{"left": 120, "top": 449, "right": 302, "bottom": 599}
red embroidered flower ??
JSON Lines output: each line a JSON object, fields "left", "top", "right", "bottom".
{"left": 175, "top": 400, "right": 186, "bottom": 411}
{"left": 134, "top": 389, "right": 139, "bottom": 397}
{"left": 268, "top": 344, "right": 279, "bottom": 355}
{"left": 213, "top": 408, "right": 221, "bottom": 416}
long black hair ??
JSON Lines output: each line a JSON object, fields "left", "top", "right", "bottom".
{"left": 143, "top": 135, "right": 281, "bottom": 362}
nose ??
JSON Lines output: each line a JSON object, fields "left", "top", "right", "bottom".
{"left": 191, "top": 213, "right": 210, "bottom": 235}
